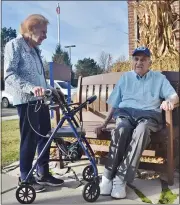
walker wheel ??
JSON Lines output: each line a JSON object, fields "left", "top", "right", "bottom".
{"left": 82, "top": 165, "right": 94, "bottom": 182}
{"left": 82, "top": 181, "right": 100, "bottom": 202}
{"left": 16, "top": 184, "right": 36, "bottom": 204}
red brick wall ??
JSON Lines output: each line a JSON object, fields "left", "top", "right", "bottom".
{"left": 128, "top": 1, "right": 136, "bottom": 56}
{"left": 128, "top": 0, "right": 180, "bottom": 56}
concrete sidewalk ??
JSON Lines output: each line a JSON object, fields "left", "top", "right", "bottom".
{"left": 1, "top": 161, "right": 144, "bottom": 204}
{"left": 1, "top": 175, "right": 145, "bottom": 204}
{"left": 1, "top": 161, "right": 179, "bottom": 204}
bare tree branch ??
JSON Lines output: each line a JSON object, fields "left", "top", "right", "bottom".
{"left": 98, "top": 51, "right": 112, "bottom": 72}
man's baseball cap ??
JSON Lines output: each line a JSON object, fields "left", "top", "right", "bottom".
{"left": 132, "top": 46, "right": 151, "bottom": 57}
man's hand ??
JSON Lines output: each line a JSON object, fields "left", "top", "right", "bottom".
{"left": 160, "top": 100, "right": 174, "bottom": 111}
{"left": 94, "top": 123, "right": 107, "bottom": 135}
{"left": 94, "top": 107, "right": 115, "bottom": 135}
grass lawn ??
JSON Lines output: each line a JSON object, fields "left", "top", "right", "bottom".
{"left": 1, "top": 119, "right": 57, "bottom": 168}
{"left": 1, "top": 120, "right": 20, "bottom": 168}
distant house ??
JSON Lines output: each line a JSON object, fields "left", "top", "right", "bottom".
{"left": 127, "top": 0, "right": 180, "bottom": 56}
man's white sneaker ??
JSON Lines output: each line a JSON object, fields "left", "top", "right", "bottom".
{"left": 111, "top": 175, "right": 126, "bottom": 199}
{"left": 99, "top": 176, "right": 113, "bottom": 195}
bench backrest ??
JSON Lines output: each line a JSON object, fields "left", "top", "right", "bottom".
{"left": 77, "top": 72, "right": 123, "bottom": 113}
{"left": 77, "top": 71, "right": 179, "bottom": 123}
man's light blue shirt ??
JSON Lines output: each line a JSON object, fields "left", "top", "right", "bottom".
{"left": 107, "top": 70, "right": 176, "bottom": 112}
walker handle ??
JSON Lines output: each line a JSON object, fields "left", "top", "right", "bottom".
{"left": 30, "top": 89, "right": 52, "bottom": 97}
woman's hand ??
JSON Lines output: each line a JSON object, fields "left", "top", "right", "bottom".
{"left": 32, "top": 86, "right": 45, "bottom": 97}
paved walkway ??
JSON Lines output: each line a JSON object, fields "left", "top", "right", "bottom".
{"left": 1, "top": 160, "right": 179, "bottom": 204}
{"left": 1, "top": 173, "right": 144, "bottom": 204}
{"left": 1, "top": 161, "right": 143, "bottom": 204}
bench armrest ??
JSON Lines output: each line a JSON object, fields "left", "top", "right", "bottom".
{"left": 165, "top": 102, "right": 179, "bottom": 172}
{"left": 165, "top": 102, "right": 179, "bottom": 125}
{"left": 165, "top": 101, "right": 179, "bottom": 125}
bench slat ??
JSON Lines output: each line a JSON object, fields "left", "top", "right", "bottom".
{"left": 82, "top": 85, "right": 87, "bottom": 104}
{"left": 87, "top": 85, "right": 94, "bottom": 110}
{"left": 97, "top": 157, "right": 167, "bottom": 172}
{"left": 100, "top": 84, "right": 107, "bottom": 112}
{"left": 94, "top": 85, "right": 100, "bottom": 111}
{"left": 81, "top": 72, "right": 124, "bottom": 85}
{"left": 90, "top": 144, "right": 163, "bottom": 157}
{"left": 107, "top": 84, "right": 114, "bottom": 110}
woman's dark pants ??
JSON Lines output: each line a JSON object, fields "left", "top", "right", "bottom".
{"left": 16, "top": 103, "right": 51, "bottom": 180}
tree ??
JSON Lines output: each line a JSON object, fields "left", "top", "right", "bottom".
{"left": 98, "top": 51, "right": 112, "bottom": 72}
{"left": 1, "top": 27, "right": 17, "bottom": 89}
{"left": 1, "top": 27, "right": 17, "bottom": 49}
{"left": 52, "top": 45, "right": 71, "bottom": 66}
{"left": 1, "top": 27, "right": 17, "bottom": 64}
{"left": 43, "top": 59, "right": 50, "bottom": 78}
{"left": 111, "top": 55, "right": 131, "bottom": 72}
{"left": 75, "top": 58, "right": 103, "bottom": 77}
{"left": 52, "top": 44, "right": 75, "bottom": 82}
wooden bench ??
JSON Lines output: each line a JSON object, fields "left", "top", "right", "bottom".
{"left": 73, "top": 71, "right": 179, "bottom": 185}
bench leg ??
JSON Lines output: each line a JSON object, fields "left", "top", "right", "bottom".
{"left": 59, "top": 155, "right": 64, "bottom": 169}
{"left": 167, "top": 172, "right": 174, "bottom": 186}
{"left": 167, "top": 140, "right": 174, "bottom": 186}
{"left": 167, "top": 162, "right": 174, "bottom": 186}
{"left": 53, "top": 109, "right": 64, "bottom": 169}
{"left": 56, "top": 148, "right": 64, "bottom": 169}
{"left": 166, "top": 111, "right": 175, "bottom": 186}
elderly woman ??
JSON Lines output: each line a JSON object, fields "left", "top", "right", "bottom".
{"left": 4, "top": 14, "right": 64, "bottom": 192}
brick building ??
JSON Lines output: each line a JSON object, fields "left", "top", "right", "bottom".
{"left": 128, "top": 0, "right": 180, "bottom": 56}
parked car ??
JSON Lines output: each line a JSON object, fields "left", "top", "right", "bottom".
{"left": 1, "top": 91, "right": 14, "bottom": 108}
{"left": 1, "top": 80, "right": 77, "bottom": 108}
{"left": 46, "top": 79, "right": 77, "bottom": 101}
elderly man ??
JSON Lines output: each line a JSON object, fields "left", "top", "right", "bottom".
{"left": 95, "top": 47, "right": 179, "bottom": 199}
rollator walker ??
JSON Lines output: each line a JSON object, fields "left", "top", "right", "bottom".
{"left": 16, "top": 89, "right": 100, "bottom": 204}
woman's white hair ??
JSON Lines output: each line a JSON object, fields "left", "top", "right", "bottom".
{"left": 20, "top": 14, "right": 49, "bottom": 35}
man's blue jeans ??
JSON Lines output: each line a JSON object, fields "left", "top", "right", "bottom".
{"left": 16, "top": 102, "right": 51, "bottom": 180}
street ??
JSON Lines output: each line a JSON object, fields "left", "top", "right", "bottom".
{"left": 1, "top": 107, "right": 17, "bottom": 117}
{"left": 1, "top": 107, "right": 56, "bottom": 118}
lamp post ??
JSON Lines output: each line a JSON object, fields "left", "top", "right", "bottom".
{"left": 56, "top": 3, "right": 60, "bottom": 46}
{"left": 64, "top": 45, "right": 76, "bottom": 67}
{"left": 64, "top": 45, "right": 76, "bottom": 104}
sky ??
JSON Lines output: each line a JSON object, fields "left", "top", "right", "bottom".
{"left": 2, "top": 1, "right": 129, "bottom": 69}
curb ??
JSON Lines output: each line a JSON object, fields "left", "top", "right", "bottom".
{"left": 1, "top": 115, "right": 19, "bottom": 121}
{"left": 1, "top": 186, "right": 17, "bottom": 195}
